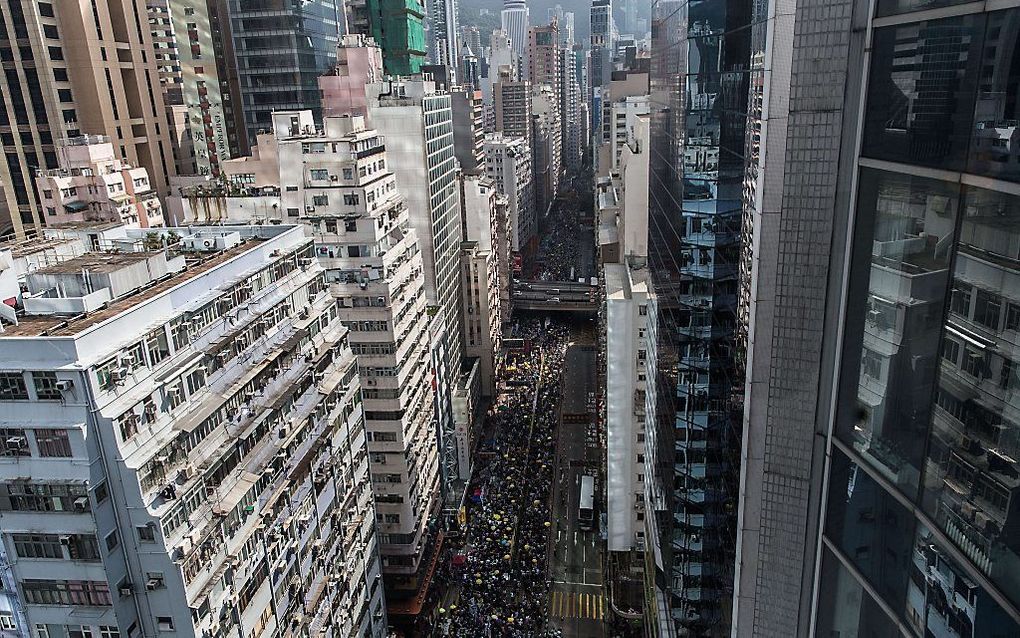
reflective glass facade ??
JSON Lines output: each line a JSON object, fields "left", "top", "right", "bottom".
{"left": 822, "top": 3, "right": 1020, "bottom": 635}
{"left": 645, "top": 0, "right": 750, "bottom": 633}
{"left": 227, "top": 0, "right": 342, "bottom": 143}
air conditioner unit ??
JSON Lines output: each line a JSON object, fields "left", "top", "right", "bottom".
{"left": 5, "top": 436, "right": 26, "bottom": 448}
{"left": 55, "top": 379, "right": 74, "bottom": 391}
{"left": 305, "top": 206, "right": 316, "bottom": 212}
{"left": 58, "top": 535, "right": 72, "bottom": 545}
{"left": 146, "top": 577, "right": 165, "bottom": 591}
{"left": 121, "top": 354, "right": 136, "bottom": 365}
{"left": 73, "top": 497, "right": 89, "bottom": 512}
{"left": 110, "top": 368, "right": 130, "bottom": 383}
{"left": 118, "top": 584, "right": 134, "bottom": 597}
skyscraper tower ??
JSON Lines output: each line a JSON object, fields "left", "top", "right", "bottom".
{"left": 226, "top": 0, "right": 344, "bottom": 145}
{"left": 501, "top": 0, "right": 530, "bottom": 68}
{"left": 644, "top": 0, "right": 751, "bottom": 634}
{"left": 731, "top": 1, "right": 1020, "bottom": 636}
{"left": 427, "top": 0, "right": 461, "bottom": 80}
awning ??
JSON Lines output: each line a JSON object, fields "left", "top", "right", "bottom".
{"left": 213, "top": 471, "right": 259, "bottom": 515}
{"left": 64, "top": 200, "right": 88, "bottom": 213}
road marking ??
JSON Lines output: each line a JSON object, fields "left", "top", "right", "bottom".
{"left": 548, "top": 591, "right": 606, "bottom": 620}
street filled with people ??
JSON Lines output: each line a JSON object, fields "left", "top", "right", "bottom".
{"left": 530, "top": 200, "right": 589, "bottom": 282}
{"left": 431, "top": 318, "right": 570, "bottom": 637}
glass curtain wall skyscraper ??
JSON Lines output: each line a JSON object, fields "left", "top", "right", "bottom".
{"left": 227, "top": 0, "right": 343, "bottom": 146}
{"left": 817, "top": 3, "right": 1020, "bottom": 636}
{"left": 644, "top": 0, "right": 750, "bottom": 634}
{"left": 726, "top": 0, "right": 1020, "bottom": 634}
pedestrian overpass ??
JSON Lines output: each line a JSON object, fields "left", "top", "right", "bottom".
{"left": 512, "top": 280, "right": 598, "bottom": 314}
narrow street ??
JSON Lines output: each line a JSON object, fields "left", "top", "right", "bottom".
{"left": 548, "top": 327, "right": 605, "bottom": 637}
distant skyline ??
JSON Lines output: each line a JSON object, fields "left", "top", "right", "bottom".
{"left": 460, "top": 0, "right": 649, "bottom": 46}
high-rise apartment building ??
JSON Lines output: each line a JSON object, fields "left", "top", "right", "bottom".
{"left": 206, "top": 110, "right": 443, "bottom": 606}
{"left": 459, "top": 174, "right": 508, "bottom": 397}
{"left": 493, "top": 68, "right": 533, "bottom": 142}
{"left": 729, "top": 1, "right": 1020, "bottom": 637}
{"left": 531, "top": 85, "right": 562, "bottom": 217}
{"left": 643, "top": 0, "right": 750, "bottom": 633}
{"left": 450, "top": 88, "right": 485, "bottom": 173}
{"left": 483, "top": 134, "right": 535, "bottom": 258}
{"left": 0, "top": 0, "right": 175, "bottom": 240}
{"left": 0, "top": 224, "right": 385, "bottom": 638}
{"left": 35, "top": 136, "right": 164, "bottom": 229}
{"left": 226, "top": 0, "right": 342, "bottom": 145}
{"left": 528, "top": 21, "right": 564, "bottom": 193}
{"left": 146, "top": 0, "right": 232, "bottom": 177}
{"left": 362, "top": 77, "right": 466, "bottom": 508}
{"left": 319, "top": 35, "right": 387, "bottom": 121}
{"left": 599, "top": 110, "right": 650, "bottom": 610}
{"left": 500, "top": 0, "right": 530, "bottom": 67}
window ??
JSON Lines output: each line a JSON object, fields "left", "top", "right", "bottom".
{"left": 94, "top": 481, "right": 109, "bottom": 503}
{"left": 43, "top": 24, "right": 58, "bottom": 39}
{"left": 47, "top": 47, "right": 63, "bottom": 61}
{"left": 156, "top": 617, "right": 174, "bottom": 631}
{"left": 105, "top": 530, "right": 118, "bottom": 552}
{"left": 861, "top": 348, "right": 882, "bottom": 380}
{"left": 342, "top": 168, "right": 353, "bottom": 180}
{"left": 310, "top": 168, "right": 329, "bottom": 181}
{"left": 1000, "top": 358, "right": 1019, "bottom": 390}
{"left": 951, "top": 283, "right": 972, "bottom": 317}
{"left": 137, "top": 524, "right": 156, "bottom": 542}
{"left": 36, "top": 429, "right": 71, "bottom": 457}
{"left": 0, "top": 428, "right": 28, "bottom": 458}
{"left": 22, "top": 580, "right": 112, "bottom": 606}
{"left": 0, "top": 614, "right": 14, "bottom": 630}
{"left": 974, "top": 289, "right": 1002, "bottom": 330}
{"left": 32, "top": 372, "right": 62, "bottom": 400}
{"left": 383, "top": 513, "right": 400, "bottom": 524}
{"left": 312, "top": 194, "right": 328, "bottom": 207}
{"left": 0, "top": 373, "right": 28, "bottom": 400}
{"left": 1006, "top": 303, "right": 1020, "bottom": 331}
{"left": 345, "top": 220, "right": 357, "bottom": 232}
{"left": 941, "top": 338, "right": 960, "bottom": 365}
{"left": 38, "top": 3, "right": 55, "bottom": 18}
{"left": 962, "top": 347, "right": 989, "bottom": 379}
{"left": 100, "top": 627, "right": 119, "bottom": 638}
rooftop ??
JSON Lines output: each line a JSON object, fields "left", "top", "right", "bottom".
{"left": 0, "top": 236, "right": 79, "bottom": 260}
{"left": 31, "top": 251, "right": 154, "bottom": 276}
{"left": 3, "top": 239, "right": 264, "bottom": 338}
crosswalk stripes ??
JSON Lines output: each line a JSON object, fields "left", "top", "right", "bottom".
{"left": 548, "top": 591, "right": 606, "bottom": 620}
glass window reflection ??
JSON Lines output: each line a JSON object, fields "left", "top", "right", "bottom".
{"left": 967, "top": 10, "right": 1020, "bottom": 183}
{"left": 825, "top": 449, "right": 916, "bottom": 610}
{"left": 863, "top": 15, "right": 985, "bottom": 171}
{"left": 816, "top": 546, "right": 902, "bottom": 638}
{"left": 922, "top": 185, "right": 1020, "bottom": 608}
{"left": 908, "top": 524, "right": 1020, "bottom": 637}
{"left": 837, "top": 169, "right": 960, "bottom": 494}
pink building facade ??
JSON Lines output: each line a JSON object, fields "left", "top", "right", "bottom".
{"left": 36, "top": 136, "right": 164, "bottom": 228}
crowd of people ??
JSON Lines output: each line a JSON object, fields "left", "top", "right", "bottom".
{"left": 432, "top": 319, "right": 569, "bottom": 637}
{"left": 531, "top": 202, "right": 587, "bottom": 283}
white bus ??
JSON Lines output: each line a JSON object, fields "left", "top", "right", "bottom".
{"left": 578, "top": 475, "right": 595, "bottom": 531}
